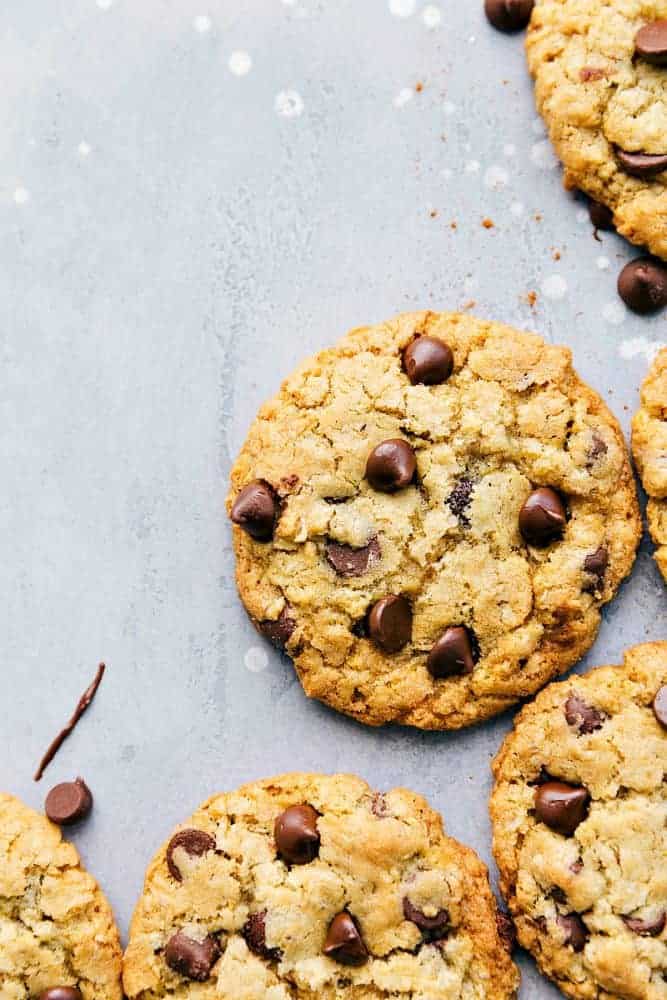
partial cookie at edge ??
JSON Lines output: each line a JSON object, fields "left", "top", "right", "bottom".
{"left": 633, "top": 346, "right": 667, "bottom": 581}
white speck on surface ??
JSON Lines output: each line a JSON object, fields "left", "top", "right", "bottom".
{"left": 96, "top": 0, "right": 113, "bottom": 8}
{"left": 228, "top": 51, "right": 252, "bottom": 76}
{"left": 244, "top": 646, "right": 269, "bottom": 673}
{"left": 468, "top": 35, "right": 476, "bottom": 43}
{"left": 389, "top": 0, "right": 416, "bottom": 16}
{"left": 422, "top": 5, "right": 442, "bottom": 28}
{"left": 484, "top": 164, "right": 509, "bottom": 191}
{"left": 530, "top": 140, "right": 558, "bottom": 170}
{"left": 465, "top": 160, "right": 481, "bottom": 174}
{"left": 531, "top": 116, "right": 546, "bottom": 135}
{"left": 541, "top": 274, "right": 568, "bottom": 300}
{"left": 597, "top": 256, "right": 610, "bottom": 271}
{"left": 275, "top": 89, "right": 304, "bottom": 118}
{"left": 393, "top": 87, "right": 414, "bottom": 108}
{"left": 510, "top": 201, "right": 524, "bottom": 217}
{"left": 78, "top": 141, "right": 91, "bottom": 157}
{"left": 503, "top": 143, "right": 516, "bottom": 158}
{"left": 193, "top": 14, "right": 211, "bottom": 32}
{"left": 441, "top": 167, "right": 453, "bottom": 181}
{"left": 13, "top": 187, "right": 29, "bottom": 205}
{"left": 442, "top": 100, "right": 456, "bottom": 116}
{"left": 576, "top": 208, "right": 589, "bottom": 224}
{"left": 603, "top": 301, "right": 628, "bottom": 325}
{"left": 618, "top": 336, "right": 665, "bottom": 361}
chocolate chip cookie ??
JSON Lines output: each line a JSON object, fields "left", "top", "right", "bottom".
{"left": 122, "top": 773, "right": 519, "bottom": 999}
{"left": 526, "top": 1, "right": 667, "bottom": 260}
{"left": 633, "top": 347, "right": 667, "bottom": 581}
{"left": 0, "top": 793, "right": 122, "bottom": 1000}
{"left": 228, "top": 311, "right": 640, "bottom": 729}
{"left": 491, "top": 642, "right": 667, "bottom": 1000}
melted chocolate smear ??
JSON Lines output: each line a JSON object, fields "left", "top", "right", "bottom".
{"left": 325, "top": 537, "right": 381, "bottom": 578}
{"left": 34, "top": 663, "right": 106, "bottom": 782}
{"left": 496, "top": 910, "right": 517, "bottom": 953}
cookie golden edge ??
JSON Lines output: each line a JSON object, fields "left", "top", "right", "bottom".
{"left": 632, "top": 346, "right": 667, "bottom": 582}
{"left": 228, "top": 310, "right": 641, "bottom": 731}
{"left": 0, "top": 792, "right": 123, "bottom": 1000}
{"left": 123, "top": 772, "right": 520, "bottom": 999}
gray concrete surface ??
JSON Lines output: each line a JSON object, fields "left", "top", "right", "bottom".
{"left": 0, "top": 1, "right": 665, "bottom": 995}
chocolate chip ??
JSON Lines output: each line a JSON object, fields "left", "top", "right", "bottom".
{"left": 166, "top": 829, "right": 216, "bottom": 882}
{"left": 622, "top": 911, "right": 666, "bottom": 936}
{"left": 371, "top": 792, "right": 388, "bottom": 817}
{"left": 618, "top": 257, "right": 667, "bottom": 314}
{"left": 325, "top": 537, "right": 381, "bottom": 577}
{"left": 230, "top": 480, "right": 278, "bottom": 541}
{"left": 368, "top": 595, "right": 412, "bottom": 653}
{"left": 519, "top": 487, "right": 566, "bottom": 547}
{"left": 484, "top": 0, "right": 534, "bottom": 32}
{"left": 427, "top": 626, "right": 477, "bottom": 679}
{"left": 323, "top": 912, "right": 369, "bottom": 966}
{"left": 496, "top": 910, "right": 517, "bottom": 952}
{"left": 534, "top": 781, "right": 590, "bottom": 836}
{"left": 38, "top": 990, "right": 82, "bottom": 1000}
{"left": 165, "top": 931, "right": 220, "bottom": 981}
{"left": 583, "top": 547, "right": 609, "bottom": 594}
{"left": 447, "top": 477, "right": 474, "bottom": 527}
{"left": 243, "top": 910, "right": 282, "bottom": 960}
{"left": 588, "top": 200, "right": 614, "bottom": 232}
{"left": 44, "top": 778, "right": 92, "bottom": 826}
{"left": 403, "top": 898, "right": 449, "bottom": 940}
{"left": 564, "top": 692, "right": 606, "bottom": 734}
{"left": 366, "top": 439, "right": 416, "bottom": 492}
{"left": 258, "top": 607, "right": 296, "bottom": 649}
{"left": 588, "top": 433, "right": 608, "bottom": 464}
{"left": 635, "top": 20, "right": 667, "bottom": 65}
{"left": 557, "top": 913, "right": 588, "bottom": 952}
{"left": 653, "top": 686, "right": 667, "bottom": 727}
{"left": 403, "top": 336, "right": 454, "bottom": 385}
{"left": 274, "top": 804, "right": 320, "bottom": 865}
{"left": 615, "top": 148, "right": 667, "bottom": 178}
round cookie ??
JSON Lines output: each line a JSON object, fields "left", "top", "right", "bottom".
{"left": 0, "top": 793, "right": 122, "bottom": 1000}
{"left": 227, "top": 311, "right": 640, "bottom": 730}
{"left": 491, "top": 642, "right": 667, "bottom": 1000}
{"left": 632, "top": 346, "right": 667, "bottom": 581}
{"left": 526, "top": 0, "right": 667, "bottom": 260}
{"left": 122, "top": 772, "right": 519, "bottom": 999}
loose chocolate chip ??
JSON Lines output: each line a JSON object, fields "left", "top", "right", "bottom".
{"left": 447, "top": 477, "right": 474, "bottom": 527}
{"left": 325, "top": 537, "right": 381, "bottom": 577}
{"left": 403, "top": 898, "right": 449, "bottom": 940}
{"left": 564, "top": 692, "right": 606, "bottom": 735}
{"left": 427, "top": 626, "right": 477, "bottom": 679}
{"left": 519, "top": 487, "right": 566, "bottom": 547}
{"left": 534, "top": 781, "right": 590, "bottom": 836}
{"left": 403, "top": 336, "right": 454, "bottom": 385}
{"left": 622, "top": 911, "right": 666, "bottom": 936}
{"left": 615, "top": 148, "right": 667, "bottom": 178}
{"left": 557, "top": 913, "right": 588, "bottom": 952}
{"left": 165, "top": 930, "right": 220, "bottom": 981}
{"left": 323, "top": 912, "right": 369, "bottom": 966}
{"left": 484, "top": 0, "right": 534, "bottom": 32}
{"left": 618, "top": 257, "right": 667, "bottom": 314}
{"left": 259, "top": 607, "right": 296, "bottom": 649}
{"left": 243, "top": 910, "right": 282, "bottom": 960}
{"left": 635, "top": 20, "right": 667, "bottom": 65}
{"left": 366, "top": 439, "right": 416, "bottom": 493}
{"left": 583, "top": 547, "right": 608, "bottom": 594}
{"left": 274, "top": 804, "right": 320, "bottom": 865}
{"left": 496, "top": 910, "right": 517, "bottom": 952}
{"left": 653, "top": 686, "right": 667, "bottom": 727}
{"left": 166, "top": 829, "right": 216, "bottom": 882}
{"left": 588, "top": 200, "right": 614, "bottom": 232}
{"left": 39, "top": 990, "right": 83, "bottom": 1000}
{"left": 44, "top": 778, "right": 92, "bottom": 826}
{"left": 368, "top": 595, "right": 412, "bottom": 653}
{"left": 230, "top": 480, "right": 278, "bottom": 542}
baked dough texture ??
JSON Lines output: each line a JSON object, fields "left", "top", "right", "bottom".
{"left": 632, "top": 346, "right": 667, "bottom": 581}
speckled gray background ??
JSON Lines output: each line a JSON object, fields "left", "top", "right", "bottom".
{"left": 1, "top": 1, "right": 665, "bottom": 995}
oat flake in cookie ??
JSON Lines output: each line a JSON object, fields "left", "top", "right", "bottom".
{"left": 227, "top": 312, "right": 640, "bottom": 729}
{"left": 122, "top": 772, "right": 519, "bottom": 999}
{"left": 633, "top": 347, "right": 667, "bottom": 582}
{"left": 491, "top": 642, "right": 667, "bottom": 1000}
{"left": 0, "top": 793, "right": 122, "bottom": 999}
{"left": 526, "top": 0, "right": 667, "bottom": 260}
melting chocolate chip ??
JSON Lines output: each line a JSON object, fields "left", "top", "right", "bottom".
{"left": 230, "top": 480, "right": 278, "bottom": 542}
{"left": 323, "top": 912, "right": 369, "bottom": 966}
{"left": 447, "top": 477, "right": 474, "bottom": 527}
{"left": 403, "top": 336, "right": 454, "bottom": 385}
{"left": 519, "top": 488, "right": 567, "bottom": 547}
{"left": 496, "top": 910, "right": 517, "bottom": 952}
{"left": 243, "top": 910, "right": 282, "bottom": 960}
{"left": 325, "top": 537, "right": 381, "bottom": 577}
{"left": 368, "top": 595, "right": 412, "bottom": 653}
{"left": 274, "top": 804, "right": 320, "bottom": 865}
{"left": 45, "top": 778, "right": 92, "bottom": 826}
{"left": 165, "top": 931, "right": 220, "bottom": 981}
{"left": 622, "top": 911, "right": 666, "bottom": 936}
{"left": 484, "top": 0, "right": 534, "bottom": 32}
{"left": 588, "top": 200, "right": 614, "bottom": 232}
{"left": 366, "top": 439, "right": 416, "bottom": 492}
{"left": 615, "top": 148, "right": 667, "bottom": 178}
{"left": 371, "top": 792, "right": 388, "bottom": 817}
{"left": 570, "top": 859, "right": 584, "bottom": 875}
{"left": 166, "top": 829, "right": 216, "bottom": 882}
{"left": 534, "top": 781, "right": 590, "bottom": 836}
{"left": 259, "top": 607, "right": 296, "bottom": 649}
{"left": 653, "top": 686, "right": 667, "bottom": 728}
{"left": 618, "top": 257, "right": 667, "bottom": 314}
{"left": 588, "top": 433, "right": 608, "bottom": 464}
{"left": 564, "top": 692, "right": 606, "bottom": 735}
{"left": 583, "top": 547, "right": 609, "bottom": 593}
{"left": 403, "top": 898, "right": 449, "bottom": 940}
{"left": 557, "top": 913, "right": 588, "bottom": 952}
{"left": 635, "top": 20, "right": 667, "bottom": 65}
{"left": 427, "top": 626, "right": 477, "bottom": 679}
{"left": 39, "top": 991, "right": 82, "bottom": 1000}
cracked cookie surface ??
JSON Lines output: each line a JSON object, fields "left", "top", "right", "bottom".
{"left": 227, "top": 311, "right": 640, "bottom": 730}
{"left": 632, "top": 347, "right": 667, "bottom": 581}
{"left": 491, "top": 642, "right": 667, "bottom": 1000}
{"left": 122, "top": 772, "right": 519, "bottom": 999}
{"left": 0, "top": 792, "right": 122, "bottom": 1000}
{"left": 526, "top": 0, "right": 667, "bottom": 260}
